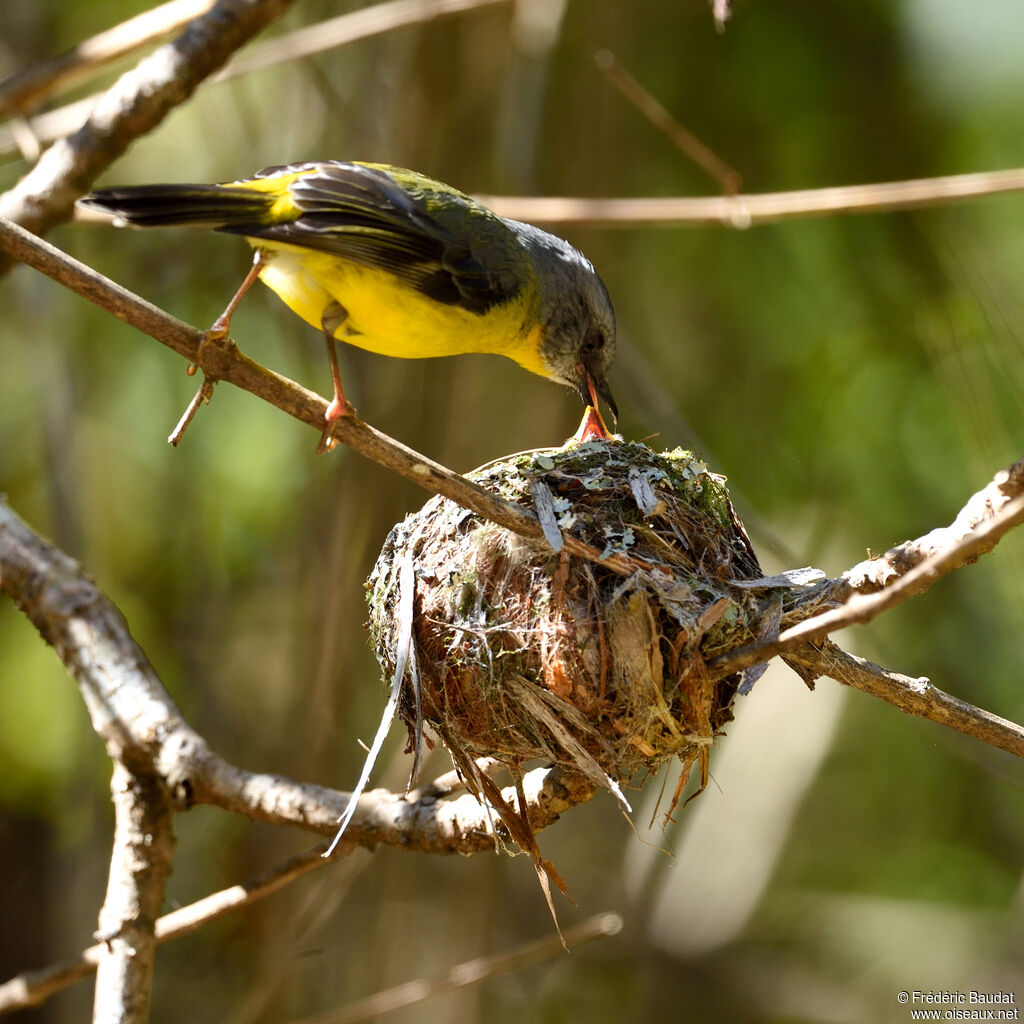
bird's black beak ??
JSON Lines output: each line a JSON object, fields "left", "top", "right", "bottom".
{"left": 577, "top": 370, "right": 618, "bottom": 423}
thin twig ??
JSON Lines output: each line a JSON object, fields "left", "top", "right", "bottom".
{"left": 594, "top": 49, "right": 741, "bottom": 194}
{"left": 167, "top": 376, "right": 215, "bottom": 445}
{"left": 288, "top": 912, "right": 623, "bottom": 1024}
{"left": 478, "top": 166, "right": 1024, "bottom": 228}
{"left": 224, "top": 0, "right": 509, "bottom": 78}
{"left": 0, "top": 841, "right": 343, "bottom": 1013}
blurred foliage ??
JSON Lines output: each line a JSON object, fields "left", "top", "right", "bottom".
{"left": 2, "top": 0, "right": 1024, "bottom": 1021}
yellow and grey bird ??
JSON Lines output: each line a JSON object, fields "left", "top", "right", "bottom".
{"left": 78, "top": 161, "right": 617, "bottom": 444}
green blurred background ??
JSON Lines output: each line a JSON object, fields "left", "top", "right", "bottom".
{"left": 3, "top": 0, "right": 1024, "bottom": 1020}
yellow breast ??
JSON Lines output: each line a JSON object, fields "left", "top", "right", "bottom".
{"left": 251, "top": 239, "right": 549, "bottom": 378}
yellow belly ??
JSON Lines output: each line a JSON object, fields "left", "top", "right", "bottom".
{"left": 251, "top": 240, "right": 548, "bottom": 378}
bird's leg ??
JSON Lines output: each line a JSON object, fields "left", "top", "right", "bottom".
{"left": 321, "top": 301, "right": 351, "bottom": 420}
{"left": 318, "top": 301, "right": 352, "bottom": 453}
{"left": 171, "top": 251, "right": 266, "bottom": 445}
{"left": 188, "top": 250, "right": 266, "bottom": 377}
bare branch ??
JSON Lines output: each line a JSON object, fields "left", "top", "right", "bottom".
{"left": 0, "top": 498, "right": 188, "bottom": 766}
{"left": 1, "top": 861, "right": 616, "bottom": 1019}
{"left": 842, "top": 455, "right": 1024, "bottom": 590}
{"left": 224, "top": 0, "right": 509, "bottom": 78}
{"left": 0, "top": 0, "right": 511, "bottom": 160}
{"left": 709, "top": 457, "right": 1024, "bottom": 678}
{"left": 0, "top": 0, "right": 218, "bottom": 119}
{"left": 0, "top": 499, "right": 597, "bottom": 845}
{"left": 0, "top": 216, "right": 642, "bottom": 575}
{"left": 0, "top": 842, "right": 344, "bottom": 1013}
{"left": 289, "top": 912, "right": 623, "bottom": 1024}
{"left": 787, "top": 496, "right": 1024, "bottom": 641}
{"left": 593, "top": 49, "right": 741, "bottom": 194}
{"left": 91, "top": 763, "right": 175, "bottom": 1024}
{"left": 0, "top": 0, "right": 295, "bottom": 242}
{"left": 479, "top": 167, "right": 1024, "bottom": 228}
{"left": 185, "top": 740, "right": 597, "bottom": 852}
{"left": 786, "top": 642, "right": 1024, "bottom": 759}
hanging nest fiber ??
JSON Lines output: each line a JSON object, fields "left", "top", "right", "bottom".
{"left": 367, "top": 439, "right": 775, "bottom": 821}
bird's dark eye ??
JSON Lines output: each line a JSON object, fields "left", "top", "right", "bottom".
{"left": 582, "top": 329, "right": 604, "bottom": 354}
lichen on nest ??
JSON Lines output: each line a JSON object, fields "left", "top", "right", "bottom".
{"left": 366, "top": 438, "right": 777, "bottom": 821}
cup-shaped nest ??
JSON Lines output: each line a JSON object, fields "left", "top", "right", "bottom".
{"left": 367, "top": 440, "right": 772, "bottom": 809}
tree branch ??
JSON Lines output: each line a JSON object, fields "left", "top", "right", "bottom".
{"left": 479, "top": 167, "right": 1024, "bottom": 228}
{"left": 0, "top": 0, "right": 219, "bottom": 119}
{"left": 4, "top": 211, "right": 1024, "bottom": 773}
{"left": 91, "top": 763, "right": 175, "bottom": 1024}
{"left": 0, "top": 499, "right": 597, "bottom": 849}
{"left": 0, "top": 841, "right": 342, "bottom": 1013}
{"left": 0, "top": 216, "right": 642, "bottom": 575}
{"left": 709, "top": 456, "right": 1024, "bottom": 679}
{"left": 289, "top": 911, "right": 623, "bottom": 1024}
{"left": 0, "top": 0, "right": 294, "bottom": 244}
{"left": 0, "top": 0, "right": 511, "bottom": 160}
{"left": 841, "top": 455, "right": 1024, "bottom": 591}
{"left": 785, "top": 641, "right": 1024, "bottom": 759}
{"left": 0, "top": 847, "right": 616, "bottom": 1018}
{"left": 5, "top": 205, "right": 1024, "bottom": 772}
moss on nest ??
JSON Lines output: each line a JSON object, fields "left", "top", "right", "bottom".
{"left": 367, "top": 439, "right": 771, "bottom": 814}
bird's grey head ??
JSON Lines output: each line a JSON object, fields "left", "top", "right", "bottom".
{"left": 513, "top": 221, "right": 617, "bottom": 419}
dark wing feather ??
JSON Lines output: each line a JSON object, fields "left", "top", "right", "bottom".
{"left": 219, "top": 162, "right": 525, "bottom": 314}
{"left": 79, "top": 183, "right": 275, "bottom": 227}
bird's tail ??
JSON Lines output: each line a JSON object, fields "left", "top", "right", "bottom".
{"left": 77, "top": 183, "right": 277, "bottom": 228}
